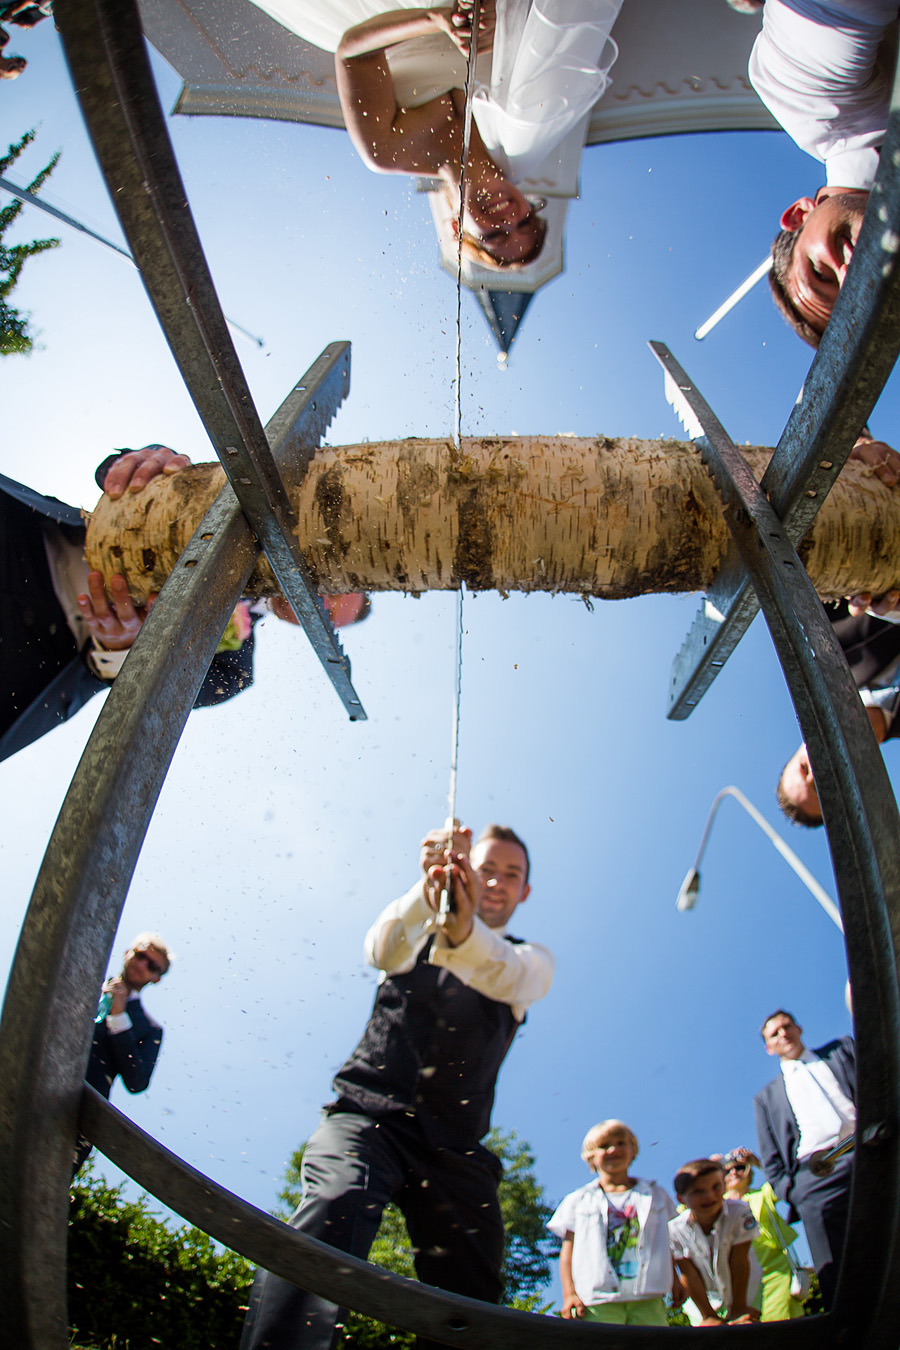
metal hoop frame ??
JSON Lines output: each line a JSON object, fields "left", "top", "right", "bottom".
{"left": 1, "top": 1, "right": 899, "bottom": 1346}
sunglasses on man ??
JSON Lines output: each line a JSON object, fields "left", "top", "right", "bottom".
{"left": 133, "top": 949, "right": 165, "bottom": 976}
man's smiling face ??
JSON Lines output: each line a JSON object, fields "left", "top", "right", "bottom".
{"left": 472, "top": 838, "right": 530, "bottom": 929}
{"left": 780, "top": 189, "right": 869, "bottom": 336}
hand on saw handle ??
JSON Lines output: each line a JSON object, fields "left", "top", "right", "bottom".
{"left": 422, "top": 820, "right": 475, "bottom": 945}
{"left": 419, "top": 820, "right": 472, "bottom": 875}
{"left": 425, "top": 850, "right": 480, "bottom": 946}
{"left": 448, "top": 0, "right": 496, "bottom": 56}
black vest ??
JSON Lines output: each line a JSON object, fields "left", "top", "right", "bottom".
{"left": 332, "top": 937, "right": 522, "bottom": 1149}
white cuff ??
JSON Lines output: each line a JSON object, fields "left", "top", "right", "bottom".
{"left": 861, "top": 685, "right": 898, "bottom": 730}
{"left": 87, "top": 646, "right": 129, "bottom": 680}
{"left": 104, "top": 1011, "right": 133, "bottom": 1034}
{"left": 430, "top": 914, "right": 497, "bottom": 967}
{"left": 826, "top": 146, "right": 881, "bottom": 190}
{"left": 363, "top": 882, "right": 436, "bottom": 972}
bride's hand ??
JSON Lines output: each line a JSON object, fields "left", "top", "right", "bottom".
{"left": 441, "top": 0, "right": 495, "bottom": 56}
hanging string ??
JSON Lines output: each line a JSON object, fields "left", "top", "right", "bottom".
{"left": 445, "top": 581, "right": 464, "bottom": 833}
{"left": 441, "top": 0, "right": 480, "bottom": 920}
{"left": 453, "top": 0, "right": 481, "bottom": 449}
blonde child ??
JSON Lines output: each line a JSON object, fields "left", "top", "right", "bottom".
{"left": 547, "top": 1119, "right": 677, "bottom": 1326}
{"left": 668, "top": 1158, "right": 761, "bottom": 1326}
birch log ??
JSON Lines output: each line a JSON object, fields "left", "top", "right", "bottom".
{"left": 84, "top": 437, "right": 900, "bottom": 604}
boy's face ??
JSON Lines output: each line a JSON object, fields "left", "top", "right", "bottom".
{"left": 682, "top": 1170, "right": 725, "bottom": 1227}
{"left": 585, "top": 1127, "right": 637, "bottom": 1182}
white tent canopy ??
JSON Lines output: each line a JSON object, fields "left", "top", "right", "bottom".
{"left": 138, "top": 0, "right": 777, "bottom": 143}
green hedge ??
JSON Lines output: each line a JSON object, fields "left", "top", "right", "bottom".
{"left": 68, "top": 1169, "right": 253, "bottom": 1350}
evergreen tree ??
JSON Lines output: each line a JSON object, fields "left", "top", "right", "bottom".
{"left": 0, "top": 128, "right": 59, "bottom": 355}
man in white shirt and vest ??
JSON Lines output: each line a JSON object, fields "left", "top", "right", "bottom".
{"left": 746, "top": 0, "right": 897, "bottom": 346}
{"left": 754, "top": 1009, "right": 856, "bottom": 1308}
{"left": 240, "top": 821, "right": 554, "bottom": 1350}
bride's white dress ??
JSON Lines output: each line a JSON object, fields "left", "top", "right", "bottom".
{"left": 248, "top": 0, "right": 622, "bottom": 189}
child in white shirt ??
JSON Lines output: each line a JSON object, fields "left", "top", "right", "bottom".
{"left": 547, "top": 1119, "right": 677, "bottom": 1326}
{"left": 668, "top": 1158, "right": 761, "bottom": 1325}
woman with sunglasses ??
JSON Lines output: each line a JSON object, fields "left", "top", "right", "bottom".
{"left": 721, "top": 1148, "right": 806, "bottom": 1321}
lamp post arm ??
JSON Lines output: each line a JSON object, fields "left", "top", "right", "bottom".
{"left": 694, "top": 256, "right": 773, "bottom": 340}
{"left": 689, "top": 787, "right": 733, "bottom": 873}
{"left": 721, "top": 786, "right": 844, "bottom": 933}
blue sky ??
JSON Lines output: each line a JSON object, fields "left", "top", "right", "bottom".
{"left": 1, "top": 15, "right": 893, "bottom": 1288}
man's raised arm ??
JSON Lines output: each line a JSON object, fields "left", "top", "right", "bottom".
{"left": 363, "top": 821, "right": 474, "bottom": 973}
{"left": 365, "top": 822, "right": 553, "bottom": 1021}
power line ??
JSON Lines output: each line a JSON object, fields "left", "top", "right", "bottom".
{"left": 0, "top": 174, "right": 265, "bottom": 349}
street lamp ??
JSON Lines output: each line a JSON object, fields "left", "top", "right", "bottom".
{"left": 676, "top": 785, "right": 843, "bottom": 933}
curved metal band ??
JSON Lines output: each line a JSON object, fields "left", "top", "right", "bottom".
{"left": 667, "top": 56, "right": 900, "bottom": 719}
{"left": 0, "top": 487, "right": 256, "bottom": 1347}
{"left": 2, "top": 1, "right": 899, "bottom": 1347}
{"left": 0, "top": 341, "right": 350, "bottom": 1349}
{"left": 656, "top": 347, "right": 900, "bottom": 1349}
{"left": 80, "top": 1087, "right": 825, "bottom": 1349}
{"left": 54, "top": 0, "right": 363, "bottom": 717}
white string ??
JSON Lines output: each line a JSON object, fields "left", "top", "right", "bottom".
{"left": 441, "top": 0, "right": 480, "bottom": 916}
{"left": 446, "top": 584, "right": 464, "bottom": 829}
{"left": 453, "top": 0, "right": 481, "bottom": 449}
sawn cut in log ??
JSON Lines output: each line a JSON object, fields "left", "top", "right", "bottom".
{"left": 85, "top": 437, "right": 900, "bottom": 603}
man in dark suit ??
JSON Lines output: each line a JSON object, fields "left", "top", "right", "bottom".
{"left": 754, "top": 1009, "right": 856, "bottom": 1309}
{"left": 0, "top": 444, "right": 369, "bottom": 764}
{"left": 0, "top": 445, "right": 258, "bottom": 764}
{"left": 75, "top": 931, "right": 171, "bottom": 1171}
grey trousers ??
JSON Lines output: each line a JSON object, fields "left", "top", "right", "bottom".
{"left": 240, "top": 1109, "right": 505, "bottom": 1350}
{"left": 791, "top": 1155, "right": 853, "bottom": 1310}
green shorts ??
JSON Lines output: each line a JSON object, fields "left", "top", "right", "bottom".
{"left": 582, "top": 1298, "right": 668, "bottom": 1326}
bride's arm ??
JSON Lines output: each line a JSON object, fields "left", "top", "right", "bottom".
{"left": 337, "top": 8, "right": 466, "bottom": 60}
{"left": 336, "top": 9, "right": 466, "bottom": 173}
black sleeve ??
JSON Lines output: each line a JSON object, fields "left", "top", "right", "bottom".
{"left": 192, "top": 624, "right": 256, "bottom": 707}
{"left": 95, "top": 448, "right": 132, "bottom": 490}
{"left": 839, "top": 1036, "right": 857, "bottom": 1099}
{"left": 107, "top": 1023, "right": 163, "bottom": 1095}
{"left": 755, "top": 1092, "right": 791, "bottom": 1204}
{"left": 96, "top": 445, "right": 183, "bottom": 490}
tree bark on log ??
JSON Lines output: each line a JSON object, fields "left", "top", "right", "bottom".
{"left": 84, "top": 437, "right": 900, "bottom": 604}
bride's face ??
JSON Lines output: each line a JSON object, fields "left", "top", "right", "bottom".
{"left": 463, "top": 179, "right": 543, "bottom": 264}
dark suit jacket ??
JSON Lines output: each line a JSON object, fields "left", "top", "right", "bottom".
{"left": 0, "top": 469, "right": 255, "bottom": 763}
{"left": 86, "top": 997, "right": 163, "bottom": 1099}
{"left": 754, "top": 1037, "right": 856, "bottom": 1210}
